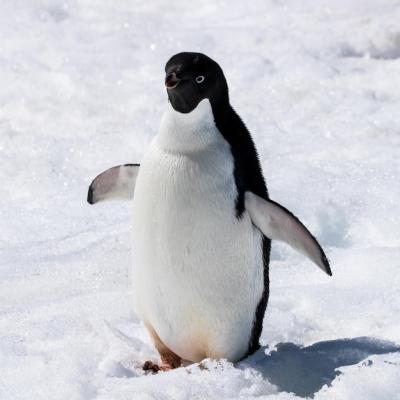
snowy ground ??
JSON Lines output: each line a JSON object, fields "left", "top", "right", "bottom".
{"left": 1, "top": 0, "right": 400, "bottom": 399}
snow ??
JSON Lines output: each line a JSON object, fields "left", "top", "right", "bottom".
{"left": 1, "top": 0, "right": 400, "bottom": 399}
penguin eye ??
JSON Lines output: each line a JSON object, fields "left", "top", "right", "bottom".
{"left": 195, "top": 75, "right": 205, "bottom": 84}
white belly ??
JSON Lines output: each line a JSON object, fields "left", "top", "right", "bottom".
{"left": 131, "top": 100, "right": 264, "bottom": 362}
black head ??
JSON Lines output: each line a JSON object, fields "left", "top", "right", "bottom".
{"left": 165, "top": 52, "right": 229, "bottom": 114}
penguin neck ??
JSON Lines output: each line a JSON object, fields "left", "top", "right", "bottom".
{"left": 156, "top": 99, "right": 221, "bottom": 154}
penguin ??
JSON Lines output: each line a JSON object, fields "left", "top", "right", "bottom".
{"left": 87, "top": 52, "right": 331, "bottom": 372}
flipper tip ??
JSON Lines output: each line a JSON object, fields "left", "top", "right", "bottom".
{"left": 87, "top": 185, "right": 94, "bottom": 205}
{"left": 321, "top": 253, "right": 332, "bottom": 276}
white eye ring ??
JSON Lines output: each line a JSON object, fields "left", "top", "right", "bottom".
{"left": 195, "top": 75, "right": 205, "bottom": 84}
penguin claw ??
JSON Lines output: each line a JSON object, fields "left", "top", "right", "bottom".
{"left": 142, "top": 360, "right": 160, "bottom": 373}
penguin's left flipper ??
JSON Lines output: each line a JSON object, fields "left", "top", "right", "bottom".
{"left": 87, "top": 164, "right": 140, "bottom": 204}
{"left": 245, "top": 191, "right": 332, "bottom": 276}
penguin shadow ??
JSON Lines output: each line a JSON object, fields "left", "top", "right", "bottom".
{"left": 240, "top": 337, "right": 400, "bottom": 398}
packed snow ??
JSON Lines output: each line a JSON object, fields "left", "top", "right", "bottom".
{"left": 1, "top": 0, "right": 400, "bottom": 399}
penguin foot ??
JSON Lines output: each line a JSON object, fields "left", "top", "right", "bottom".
{"left": 144, "top": 322, "right": 182, "bottom": 372}
{"left": 159, "top": 358, "right": 180, "bottom": 371}
{"left": 142, "top": 360, "right": 160, "bottom": 373}
{"left": 142, "top": 359, "right": 179, "bottom": 373}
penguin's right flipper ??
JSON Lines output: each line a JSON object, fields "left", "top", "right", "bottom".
{"left": 245, "top": 191, "right": 332, "bottom": 276}
{"left": 87, "top": 164, "right": 140, "bottom": 204}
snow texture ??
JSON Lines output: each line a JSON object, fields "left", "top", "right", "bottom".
{"left": 1, "top": 0, "right": 400, "bottom": 399}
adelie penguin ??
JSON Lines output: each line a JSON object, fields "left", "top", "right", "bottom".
{"left": 87, "top": 52, "right": 332, "bottom": 372}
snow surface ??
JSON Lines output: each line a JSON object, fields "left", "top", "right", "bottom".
{"left": 1, "top": 0, "right": 400, "bottom": 399}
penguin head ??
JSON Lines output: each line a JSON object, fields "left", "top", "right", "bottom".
{"left": 165, "top": 52, "right": 229, "bottom": 114}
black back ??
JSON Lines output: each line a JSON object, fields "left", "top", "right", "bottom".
{"left": 211, "top": 101, "right": 271, "bottom": 357}
{"left": 165, "top": 52, "right": 271, "bottom": 355}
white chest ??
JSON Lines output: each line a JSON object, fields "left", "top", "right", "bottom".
{"left": 131, "top": 100, "right": 263, "bottom": 362}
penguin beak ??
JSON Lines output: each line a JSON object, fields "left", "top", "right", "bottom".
{"left": 165, "top": 72, "right": 180, "bottom": 89}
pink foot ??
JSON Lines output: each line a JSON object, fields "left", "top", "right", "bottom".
{"left": 142, "top": 360, "right": 178, "bottom": 373}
